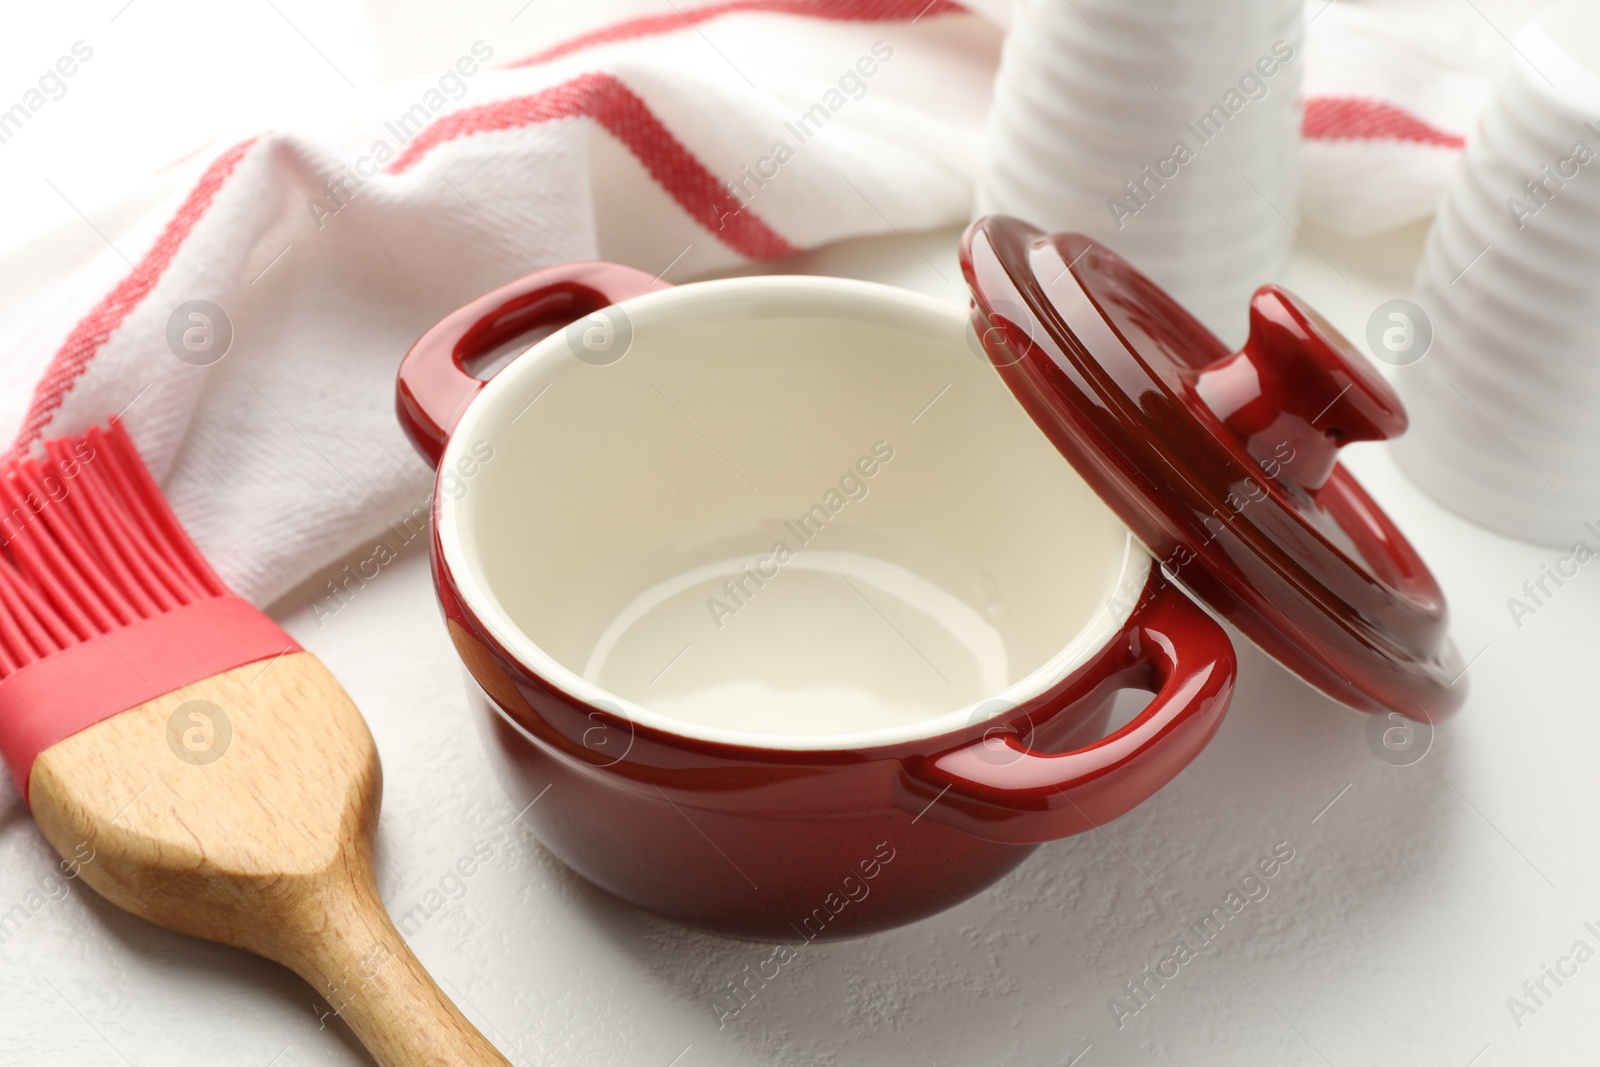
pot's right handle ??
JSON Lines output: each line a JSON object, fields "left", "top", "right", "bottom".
{"left": 397, "top": 262, "right": 670, "bottom": 467}
{"left": 911, "top": 572, "right": 1234, "bottom": 845}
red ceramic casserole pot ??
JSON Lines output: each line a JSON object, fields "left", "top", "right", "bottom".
{"left": 396, "top": 217, "right": 1460, "bottom": 940}
{"left": 396, "top": 263, "right": 1233, "bottom": 940}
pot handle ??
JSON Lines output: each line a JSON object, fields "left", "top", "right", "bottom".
{"left": 911, "top": 571, "right": 1234, "bottom": 845}
{"left": 397, "top": 262, "right": 672, "bottom": 466}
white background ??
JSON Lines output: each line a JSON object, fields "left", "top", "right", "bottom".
{"left": 1, "top": 2, "right": 1596, "bottom": 1066}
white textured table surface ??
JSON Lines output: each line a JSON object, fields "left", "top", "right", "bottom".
{"left": 4, "top": 215, "right": 1599, "bottom": 1067}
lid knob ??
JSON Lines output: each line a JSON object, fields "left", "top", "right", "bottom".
{"left": 1188, "top": 285, "right": 1407, "bottom": 494}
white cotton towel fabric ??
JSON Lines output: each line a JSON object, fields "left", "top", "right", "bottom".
{"left": 0, "top": 2, "right": 999, "bottom": 606}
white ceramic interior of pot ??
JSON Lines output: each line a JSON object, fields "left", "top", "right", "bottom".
{"left": 437, "top": 275, "right": 1147, "bottom": 750}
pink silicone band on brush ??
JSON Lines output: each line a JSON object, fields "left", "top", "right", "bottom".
{"left": 0, "top": 595, "right": 299, "bottom": 803}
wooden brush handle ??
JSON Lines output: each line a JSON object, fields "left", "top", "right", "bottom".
{"left": 280, "top": 859, "right": 510, "bottom": 1066}
{"left": 28, "top": 653, "right": 511, "bottom": 1067}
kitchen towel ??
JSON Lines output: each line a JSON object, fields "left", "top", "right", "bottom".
{"left": 0, "top": 1, "right": 1001, "bottom": 609}
{"left": 0, "top": 0, "right": 1543, "bottom": 609}
{"left": 1299, "top": 0, "right": 1553, "bottom": 235}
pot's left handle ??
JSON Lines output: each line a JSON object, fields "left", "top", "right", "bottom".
{"left": 397, "top": 262, "right": 671, "bottom": 466}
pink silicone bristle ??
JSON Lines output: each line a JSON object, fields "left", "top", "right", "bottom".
{"left": 0, "top": 419, "right": 233, "bottom": 681}
{"left": 3, "top": 462, "right": 123, "bottom": 635}
{"left": 0, "top": 556, "right": 35, "bottom": 673}
{"left": 45, "top": 436, "right": 166, "bottom": 618}
{"left": 0, "top": 526, "right": 77, "bottom": 655}
{"left": 15, "top": 459, "right": 139, "bottom": 630}
{"left": 0, "top": 490, "right": 75, "bottom": 671}
{"left": 77, "top": 426, "right": 201, "bottom": 604}
{"left": 100, "top": 422, "right": 226, "bottom": 599}
{"left": 0, "top": 471, "right": 95, "bottom": 645}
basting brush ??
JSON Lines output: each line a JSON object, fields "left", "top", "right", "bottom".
{"left": 0, "top": 418, "right": 509, "bottom": 1067}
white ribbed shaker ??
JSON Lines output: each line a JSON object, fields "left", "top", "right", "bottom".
{"left": 976, "top": 0, "right": 1303, "bottom": 343}
{"left": 1392, "top": 0, "right": 1600, "bottom": 546}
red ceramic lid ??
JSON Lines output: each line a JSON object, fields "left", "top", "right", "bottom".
{"left": 960, "top": 216, "right": 1464, "bottom": 723}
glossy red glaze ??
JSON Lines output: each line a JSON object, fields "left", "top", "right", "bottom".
{"left": 1190, "top": 287, "right": 1407, "bottom": 494}
{"left": 920, "top": 577, "right": 1235, "bottom": 845}
{"left": 398, "top": 264, "right": 1237, "bottom": 939}
{"left": 396, "top": 261, "right": 671, "bottom": 466}
{"left": 439, "top": 559, "right": 1230, "bottom": 939}
{"left": 960, "top": 216, "right": 1465, "bottom": 723}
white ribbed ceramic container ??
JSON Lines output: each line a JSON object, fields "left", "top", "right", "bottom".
{"left": 976, "top": 0, "right": 1303, "bottom": 343}
{"left": 1392, "top": 0, "right": 1600, "bottom": 546}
